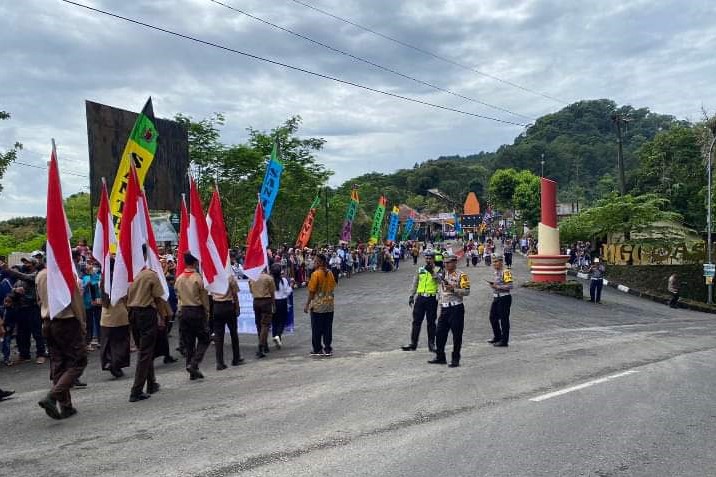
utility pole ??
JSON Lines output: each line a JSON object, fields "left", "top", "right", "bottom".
{"left": 707, "top": 135, "right": 716, "bottom": 304}
{"left": 324, "top": 186, "right": 330, "bottom": 247}
{"left": 612, "top": 112, "right": 628, "bottom": 195}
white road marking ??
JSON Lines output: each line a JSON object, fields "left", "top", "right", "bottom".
{"left": 529, "top": 370, "right": 639, "bottom": 402}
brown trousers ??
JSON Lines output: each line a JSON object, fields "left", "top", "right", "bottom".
{"left": 128, "top": 307, "right": 158, "bottom": 396}
{"left": 253, "top": 298, "right": 274, "bottom": 347}
{"left": 100, "top": 325, "right": 130, "bottom": 372}
{"left": 46, "top": 318, "right": 87, "bottom": 408}
{"left": 180, "top": 306, "right": 210, "bottom": 370}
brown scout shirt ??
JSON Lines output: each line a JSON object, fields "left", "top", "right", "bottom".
{"left": 127, "top": 268, "right": 165, "bottom": 308}
{"left": 211, "top": 274, "right": 239, "bottom": 303}
{"left": 249, "top": 272, "right": 275, "bottom": 299}
{"left": 35, "top": 268, "right": 86, "bottom": 321}
{"left": 175, "top": 269, "right": 210, "bottom": 315}
{"left": 100, "top": 298, "right": 129, "bottom": 327}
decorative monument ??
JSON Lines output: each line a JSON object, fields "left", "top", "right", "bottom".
{"left": 530, "top": 178, "right": 570, "bottom": 282}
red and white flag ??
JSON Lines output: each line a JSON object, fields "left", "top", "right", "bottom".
{"left": 46, "top": 140, "right": 80, "bottom": 319}
{"left": 139, "top": 187, "right": 169, "bottom": 301}
{"left": 111, "top": 164, "right": 146, "bottom": 304}
{"left": 206, "top": 184, "right": 230, "bottom": 271}
{"left": 92, "top": 178, "right": 117, "bottom": 298}
{"left": 176, "top": 194, "right": 189, "bottom": 276}
{"left": 188, "top": 175, "right": 228, "bottom": 294}
{"left": 243, "top": 199, "right": 269, "bottom": 281}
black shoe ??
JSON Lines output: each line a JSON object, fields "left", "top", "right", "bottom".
{"left": 129, "top": 392, "right": 151, "bottom": 402}
{"left": 110, "top": 368, "right": 124, "bottom": 379}
{"left": 448, "top": 362, "right": 460, "bottom": 368}
{"left": 427, "top": 358, "right": 447, "bottom": 365}
{"left": 38, "top": 394, "right": 61, "bottom": 419}
{"left": 163, "top": 356, "right": 178, "bottom": 364}
{"left": 231, "top": 358, "right": 245, "bottom": 366}
{"left": 187, "top": 367, "right": 204, "bottom": 380}
{"left": 401, "top": 345, "right": 417, "bottom": 351}
{"left": 72, "top": 379, "right": 87, "bottom": 388}
{"left": 263, "top": 345, "right": 270, "bottom": 354}
{"left": 216, "top": 363, "right": 228, "bottom": 371}
{"left": 255, "top": 351, "right": 266, "bottom": 359}
{"left": 0, "top": 389, "right": 15, "bottom": 400}
{"left": 148, "top": 382, "right": 161, "bottom": 394}
{"left": 487, "top": 338, "right": 501, "bottom": 344}
{"left": 493, "top": 342, "right": 509, "bottom": 347}
{"left": 60, "top": 406, "right": 78, "bottom": 419}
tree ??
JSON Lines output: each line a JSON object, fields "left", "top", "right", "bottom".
{"left": 0, "top": 111, "right": 22, "bottom": 194}
{"left": 488, "top": 168, "right": 519, "bottom": 210}
{"left": 512, "top": 171, "right": 541, "bottom": 227}
{"left": 559, "top": 193, "right": 682, "bottom": 244}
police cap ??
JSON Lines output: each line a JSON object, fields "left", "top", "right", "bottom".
{"left": 443, "top": 254, "right": 457, "bottom": 263}
{"left": 492, "top": 254, "right": 504, "bottom": 262}
{"left": 423, "top": 250, "right": 435, "bottom": 257}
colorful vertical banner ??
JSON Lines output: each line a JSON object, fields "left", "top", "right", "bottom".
{"left": 386, "top": 206, "right": 400, "bottom": 242}
{"left": 109, "top": 98, "right": 158, "bottom": 238}
{"left": 296, "top": 195, "right": 320, "bottom": 248}
{"left": 259, "top": 142, "right": 283, "bottom": 221}
{"left": 368, "top": 196, "right": 387, "bottom": 245}
{"left": 339, "top": 186, "right": 359, "bottom": 242}
{"left": 454, "top": 211, "right": 462, "bottom": 235}
{"left": 401, "top": 214, "right": 415, "bottom": 241}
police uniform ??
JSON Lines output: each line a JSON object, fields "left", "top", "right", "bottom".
{"left": 175, "top": 267, "right": 211, "bottom": 379}
{"left": 429, "top": 256, "right": 470, "bottom": 367}
{"left": 488, "top": 256, "right": 513, "bottom": 347}
{"left": 127, "top": 268, "right": 166, "bottom": 399}
{"left": 402, "top": 252, "right": 439, "bottom": 351}
{"left": 211, "top": 274, "right": 243, "bottom": 368}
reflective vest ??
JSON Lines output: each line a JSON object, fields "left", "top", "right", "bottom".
{"left": 416, "top": 268, "right": 439, "bottom": 294}
{"left": 434, "top": 251, "right": 443, "bottom": 263}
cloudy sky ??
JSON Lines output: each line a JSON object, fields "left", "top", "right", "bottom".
{"left": 1, "top": 0, "right": 715, "bottom": 219}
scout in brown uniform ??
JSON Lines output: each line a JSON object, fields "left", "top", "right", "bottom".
{"left": 99, "top": 258, "right": 130, "bottom": 378}
{"left": 126, "top": 247, "right": 168, "bottom": 402}
{"left": 34, "top": 264, "right": 87, "bottom": 419}
{"left": 175, "top": 253, "right": 211, "bottom": 379}
{"left": 211, "top": 273, "right": 244, "bottom": 370}
{"left": 249, "top": 269, "right": 276, "bottom": 358}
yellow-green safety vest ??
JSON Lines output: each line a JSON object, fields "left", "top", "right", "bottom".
{"left": 416, "top": 268, "right": 439, "bottom": 294}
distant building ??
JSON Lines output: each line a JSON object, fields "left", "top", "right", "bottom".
{"left": 557, "top": 202, "right": 580, "bottom": 220}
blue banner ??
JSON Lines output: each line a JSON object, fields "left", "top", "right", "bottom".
{"left": 401, "top": 215, "right": 414, "bottom": 241}
{"left": 454, "top": 212, "right": 462, "bottom": 233}
{"left": 387, "top": 206, "right": 400, "bottom": 242}
{"left": 259, "top": 144, "right": 283, "bottom": 220}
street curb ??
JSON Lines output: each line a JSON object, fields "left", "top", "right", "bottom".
{"left": 568, "top": 269, "right": 716, "bottom": 314}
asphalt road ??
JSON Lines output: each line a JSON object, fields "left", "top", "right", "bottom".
{"left": 2, "top": 253, "right": 715, "bottom": 476}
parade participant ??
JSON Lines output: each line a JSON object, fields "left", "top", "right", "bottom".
{"left": 270, "top": 263, "right": 293, "bottom": 350}
{"left": 304, "top": 254, "right": 336, "bottom": 357}
{"left": 211, "top": 272, "right": 244, "bottom": 369}
{"left": 484, "top": 239, "right": 493, "bottom": 266}
{"left": 411, "top": 243, "right": 420, "bottom": 265}
{"left": 504, "top": 238, "right": 514, "bottom": 268}
{"left": 488, "top": 254, "right": 513, "bottom": 347}
{"left": 589, "top": 258, "right": 605, "bottom": 303}
{"left": 175, "top": 252, "right": 211, "bottom": 379}
{"left": 401, "top": 250, "right": 439, "bottom": 352}
{"left": 126, "top": 245, "right": 167, "bottom": 401}
{"left": 249, "top": 267, "right": 276, "bottom": 358}
{"left": 428, "top": 254, "right": 470, "bottom": 367}
{"left": 34, "top": 257, "right": 87, "bottom": 419}
{"left": 99, "top": 258, "right": 130, "bottom": 378}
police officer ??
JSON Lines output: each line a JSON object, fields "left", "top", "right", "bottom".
{"left": 401, "top": 250, "right": 439, "bottom": 352}
{"left": 175, "top": 253, "right": 211, "bottom": 380}
{"left": 126, "top": 245, "right": 168, "bottom": 402}
{"left": 428, "top": 254, "right": 470, "bottom": 367}
{"left": 488, "top": 254, "right": 513, "bottom": 347}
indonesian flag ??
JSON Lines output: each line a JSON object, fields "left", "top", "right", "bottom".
{"left": 206, "top": 184, "right": 230, "bottom": 271}
{"left": 243, "top": 199, "right": 269, "bottom": 281}
{"left": 176, "top": 194, "right": 189, "bottom": 276}
{"left": 139, "top": 187, "right": 169, "bottom": 301}
{"left": 92, "top": 178, "right": 117, "bottom": 298}
{"left": 111, "top": 164, "right": 145, "bottom": 305}
{"left": 188, "top": 175, "right": 228, "bottom": 294}
{"left": 46, "top": 140, "right": 79, "bottom": 319}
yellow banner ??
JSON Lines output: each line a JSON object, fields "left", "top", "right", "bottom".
{"left": 109, "top": 140, "right": 156, "bottom": 238}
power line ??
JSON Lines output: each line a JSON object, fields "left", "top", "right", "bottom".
{"left": 59, "top": 0, "right": 529, "bottom": 127}
{"left": 14, "top": 160, "right": 88, "bottom": 178}
{"left": 207, "top": 0, "right": 534, "bottom": 122}
{"left": 290, "top": 0, "right": 569, "bottom": 106}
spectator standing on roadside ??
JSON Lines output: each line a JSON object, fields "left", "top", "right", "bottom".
{"left": 668, "top": 273, "right": 680, "bottom": 309}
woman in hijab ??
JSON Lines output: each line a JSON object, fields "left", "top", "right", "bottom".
{"left": 270, "top": 263, "right": 293, "bottom": 349}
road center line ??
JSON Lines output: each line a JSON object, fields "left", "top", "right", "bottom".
{"left": 529, "top": 370, "right": 639, "bottom": 402}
